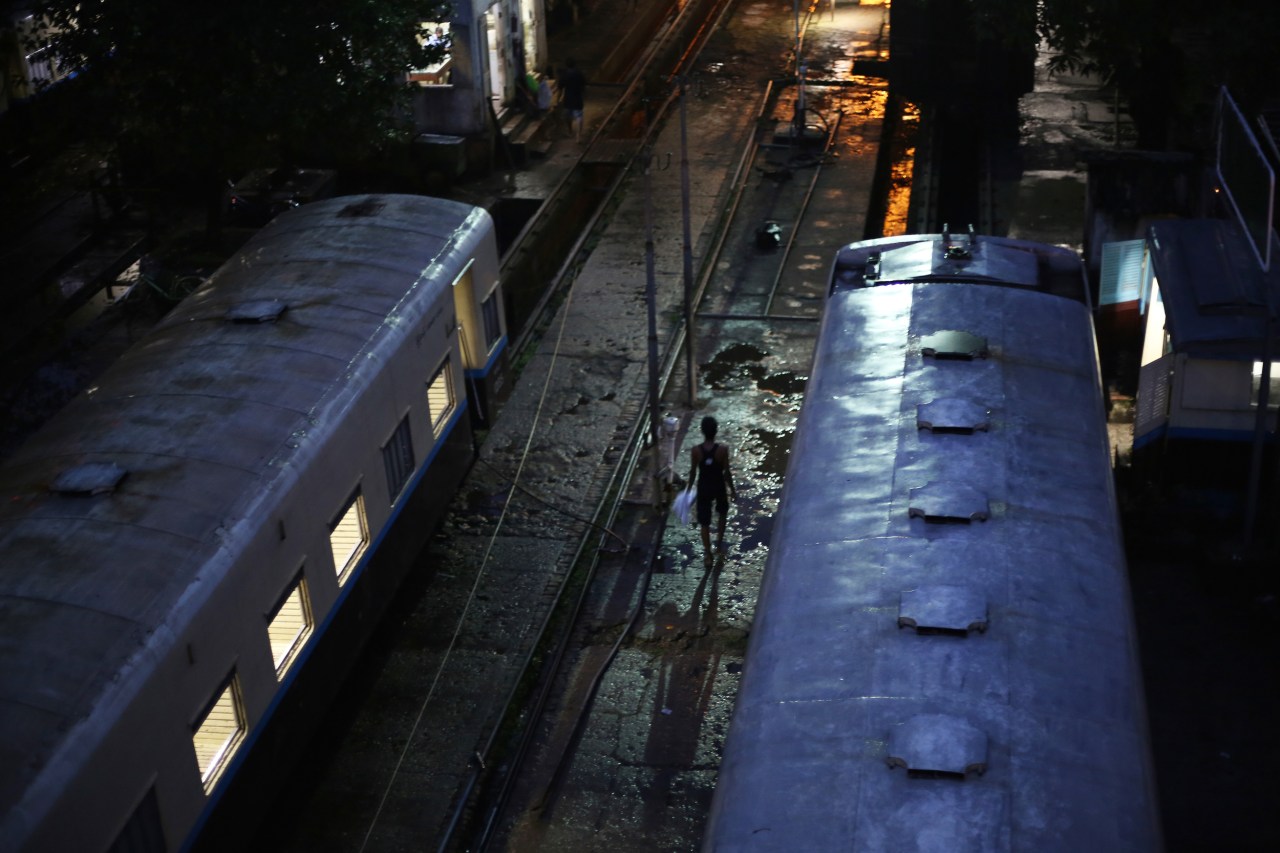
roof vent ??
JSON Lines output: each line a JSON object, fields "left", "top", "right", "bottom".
{"left": 51, "top": 462, "right": 126, "bottom": 496}
{"left": 920, "top": 330, "right": 988, "bottom": 361}
{"left": 225, "top": 299, "right": 287, "bottom": 324}
{"left": 908, "top": 482, "right": 989, "bottom": 523}
{"left": 864, "top": 252, "right": 881, "bottom": 280}
{"left": 898, "top": 585, "right": 989, "bottom": 636}
{"left": 940, "top": 224, "right": 976, "bottom": 261}
{"left": 887, "top": 714, "right": 988, "bottom": 779}
{"left": 337, "top": 198, "right": 385, "bottom": 218}
{"left": 917, "top": 399, "right": 991, "bottom": 434}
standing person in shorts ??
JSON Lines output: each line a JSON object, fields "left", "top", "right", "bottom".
{"left": 557, "top": 58, "right": 587, "bottom": 141}
{"left": 688, "top": 415, "right": 736, "bottom": 567}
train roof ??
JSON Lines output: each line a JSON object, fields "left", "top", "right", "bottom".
{"left": 830, "top": 232, "right": 1089, "bottom": 304}
{"left": 707, "top": 277, "right": 1160, "bottom": 849}
{"left": 0, "top": 195, "right": 490, "bottom": 816}
{"left": 1146, "top": 217, "right": 1280, "bottom": 359}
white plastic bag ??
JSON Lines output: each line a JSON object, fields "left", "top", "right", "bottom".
{"left": 673, "top": 485, "right": 696, "bottom": 525}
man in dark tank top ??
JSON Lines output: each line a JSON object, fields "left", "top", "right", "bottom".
{"left": 688, "top": 415, "right": 736, "bottom": 568}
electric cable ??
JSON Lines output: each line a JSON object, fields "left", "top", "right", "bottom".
{"left": 359, "top": 270, "right": 581, "bottom": 853}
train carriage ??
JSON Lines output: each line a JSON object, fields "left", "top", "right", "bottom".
{"left": 0, "top": 194, "right": 506, "bottom": 852}
{"left": 703, "top": 233, "right": 1161, "bottom": 851}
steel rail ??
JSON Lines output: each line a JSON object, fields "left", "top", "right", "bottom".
{"left": 763, "top": 108, "right": 841, "bottom": 315}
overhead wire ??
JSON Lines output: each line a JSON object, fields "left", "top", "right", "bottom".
{"left": 359, "top": 273, "right": 583, "bottom": 852}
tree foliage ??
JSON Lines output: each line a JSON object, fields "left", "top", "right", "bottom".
{"left": 29, "top": 0, "right": 454, "bottom": 193}
{"left": 1034, "top": 0, "right": 1280, "bottom": 147}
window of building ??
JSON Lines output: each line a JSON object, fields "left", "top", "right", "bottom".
{"left": 427, "top": 359, "right": 455, "bottom": 436}
{"left": 382, "top": 415, "right": 416, "bottom": 502}
{"left": 1251, "top": 361, "right": 1280, "bottom": 409}
{"left": 193, "top": 675, "right": 246, "bottom": 792}
{"left": 481, "top": 289, "right": 502, "bottom": 352}
{"left": 330, "top": 489, "right": 369, "bottom": 584}
{"left": 409, "top": 21, "right": 452, "bottom": 86}
{"left": 17, "top": 16, "right": 74, "bottom": 93}
{"left": 267, "top": 576, "right": 312, "bottom": 677}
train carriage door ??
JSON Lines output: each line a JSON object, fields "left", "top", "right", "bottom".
{"left": 450, "top": 259, "right": 505, "bottom": 425}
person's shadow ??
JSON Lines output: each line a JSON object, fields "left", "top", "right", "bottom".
{"left": 637, "top": 552, "right": 725, "bottom": 830}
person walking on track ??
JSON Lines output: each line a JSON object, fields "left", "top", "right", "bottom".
{"left": 557, "top": 58, "right": 587, "bottom": 141}
{"left": 688, "top": 415, "right": 736, "bottom": 567}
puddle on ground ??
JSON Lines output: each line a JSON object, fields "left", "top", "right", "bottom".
{"left": 701, "top": 342, "right": 768, "bottom": 390}
{"left": 756, "top": 370, "right": 806, "bottom": 397}
{"left": 746, "top": 426, "right": 793, "bottom": 479}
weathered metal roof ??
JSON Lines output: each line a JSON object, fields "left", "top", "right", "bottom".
{"left": 705, "top": 266, "right": 1161, "bottom": 851}
{"left": 1146, "top": 218, "right": 1280, "bottom": 359}
{"left": 831, "top": 234, "right": 1091, "bottom": 304}
{"left": 0, "top": 195, "right": 489, "bottom": 821}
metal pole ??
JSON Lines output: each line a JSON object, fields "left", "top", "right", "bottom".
{"left": 643, "top": 154, "right": 663, "bottom": 508}
{"left": 793, "top": 0, "right": 805, "bottom": 136}
{"left": 679, "top": 77, "right": 697, "bottom": 406}
{"left": 1242, "top": 319, "right": 1273, "bottom": 548}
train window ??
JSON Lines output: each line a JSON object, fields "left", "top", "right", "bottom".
{"left": 382, "top": 415, "right": 416, "bottom": 502}
{"left": 330, "top": 489, "right": 369, "bottom": 585}
{"left": 427, "top": 358, "right": 456, "bottom": 436}
{"left": 192, "top": 674, "right": 246, "bottom": 792}
{"left": 482, "top": 290, "right": 502, "bottom": 351}
{"left": 267, "top": 576, "right": 313, "bottom": 677}
{"left": 1251, "top": 361, "right": 1280, "bottom": 409}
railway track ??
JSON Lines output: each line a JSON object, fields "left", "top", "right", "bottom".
{"left": 906, "top": 97, "right": 1017, "bottom": 236}
{"left": 469, "top": 5, "right": 893, "bottom": 850}
{"left": 255, "top": 3, "right": 893, "bottom": 850}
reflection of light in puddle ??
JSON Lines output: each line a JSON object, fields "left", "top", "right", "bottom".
{"left": 883, "top": 101, "right": 920, "bottom": 236}
{"left": 746, "top": 426, "right": 795, "bottom": 479}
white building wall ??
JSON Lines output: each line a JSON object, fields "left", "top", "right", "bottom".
{"left": 412, "top": 0, "right": 545, "bottom": 143}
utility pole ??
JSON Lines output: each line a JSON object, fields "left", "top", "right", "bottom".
{"left": 679, "top": 76, "right": 697, "bottom": 406}
{"left": 643, "top": 150, "right": 664, "bottom": 509}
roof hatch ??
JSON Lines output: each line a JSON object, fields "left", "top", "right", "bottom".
{"left": 887, "top": 714, "right": 988, "bottom": 779}
{"left": 51, "top": 462, "right": 127, "bottom": 496}
{"left": 225, "top": 299, "right": 287, "bottom": 324}
{"left": 917, "top": 399, "right": 991, "bottom": 434}
{"left": 908, "top": 482, "right": 990, "bottom": 523}
{"left": 898, "top": 585, "right": 989, "bottom": 636}
{"left": 920, "top": 330, "right": 989, "bottom": 361}
{"left": 338, "top": 198, "right": 385, "bottom": 218}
